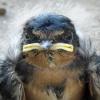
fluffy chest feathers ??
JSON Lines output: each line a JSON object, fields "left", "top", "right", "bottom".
{"left": 21, "top": 51, "right": 84, "bottom": 100}
{"left": 22, "top": 51, "right": 76, "bottom": 86}
{"left": 23, "top": 51, "right": 75, "bottom": 68}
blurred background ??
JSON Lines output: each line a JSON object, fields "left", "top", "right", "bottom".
{"left": 0, "top": 0, "right": 100, "bottom": 54}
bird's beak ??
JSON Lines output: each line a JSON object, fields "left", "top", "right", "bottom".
{"left": 23, "top": 41, "right": 74, "bottom": 52}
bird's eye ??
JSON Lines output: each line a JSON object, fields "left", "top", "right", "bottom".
{"left": 65, "top": 34, "right": 73, "bottom": 42}
{"left": 54, "top": 33, "right": 73, "bottom": 43}
{"left": 26, "top": 34, "right": 40, "bottom": 43}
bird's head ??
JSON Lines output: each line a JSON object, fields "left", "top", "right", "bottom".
{"left": 23, "top": 13, "right": 79, "bottom": 54}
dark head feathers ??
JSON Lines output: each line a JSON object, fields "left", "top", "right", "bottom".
{"left": 24, "top": 14, "right": 74, "bottom": 34}
{"left": 23, "top": 13, "right": 79, "bottom": 46}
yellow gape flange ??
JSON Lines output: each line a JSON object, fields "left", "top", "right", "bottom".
{"left": 23, "top": 43, "right": 42, "bottom": 52}
{"left": 23, "top": 43, "right": 74, "bottom": 52}
{"left": 51, "top": 43, "right": 74, "bottom": 52}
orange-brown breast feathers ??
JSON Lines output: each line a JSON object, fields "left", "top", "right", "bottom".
{"left": 23, "top": 51, "right": 75, "bottom": 68}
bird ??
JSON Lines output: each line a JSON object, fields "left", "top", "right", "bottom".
{"left": 0, "top": 12, "right": 99, "bottom": 100}
{"left": 15, "top": 13, "right": 92, "bottom": 100}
